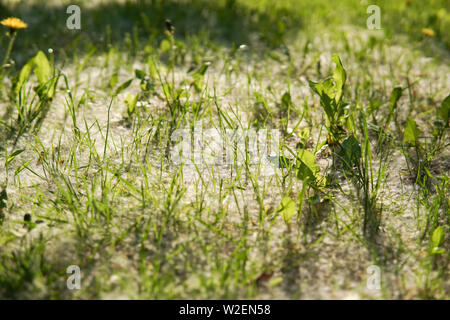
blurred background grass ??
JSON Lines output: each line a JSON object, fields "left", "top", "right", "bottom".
{"left": 1, "top": 0, "right": 449, "bottom": 66}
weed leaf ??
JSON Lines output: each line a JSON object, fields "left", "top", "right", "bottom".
{"left": 33, "top": 51, "right": 52, "bottom": 85}
{"left": 339, "top": 135, "right": 361, "bottom": 170}
{"left": 125, "top": 93, "right": 138, "bottom": 116}
{"left": 160, "top": 39, "right": 171, "bottom": 53}
{"left": 437, "top": 94, "right": 449, "bottom": 124}
{"left": 432, "top": 226, "right": 445, "bottom": 248}
{"left": 277, "top": 196, "right": 297, "bottom": 224}
{"left": 331, "top": 54, "right": 346, "bottom": 103}
{"left": 134, "top": 69, "right": 146, "bottom": 80}
{"left": 14, "top": 58, "right": 34, "bottom": 96}
{"left": 308, "top": 79, "right": 334, "bottom": 120}
{"left": 389, "top": 87, "right": 402, "bottom": 108}
{"left": 403, "top": 117, "right": 422, "bottom": 145}
{"left": 296, "top": 149, "right": 320, "bottom": 181}
{"left": 115, "top": 79, "right": 133, "bottom": 96}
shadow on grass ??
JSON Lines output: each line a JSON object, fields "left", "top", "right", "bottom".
{"left": 1, "top": 0, "right": 303, "bottom": 66}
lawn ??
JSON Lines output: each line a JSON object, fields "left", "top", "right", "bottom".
{"left": 0, "top": 0, "right": 448, "bottom": 299}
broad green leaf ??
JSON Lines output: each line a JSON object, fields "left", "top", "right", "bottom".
{"left": 109, "top": 73, "right": 118, "bottom": 89}
{"left": 309, "top": 79, "right": 335, "bottom": 120}
{"left": 33, "top": 51, "right": 51, "bottom": 85}
{"left": 299, "top": 127, "right": 310, "bottom": 143}
{"left": 432, "top": 226, "right": 444, "bottom": 248}
{"left": 134, "top": 69, "right": 146, "bottom": 80}
{"left": 160, "top": 39, "right": 172, "bottom": 53}
{"left": 339, "top": 135, "right": 361, "bottom": 169}
{"left": 277, "top": 196, "right": 297, "bottom": 224}
{"left": 147, "top": 59, "right": 158, "bottom": 80}
{"left": 125, "top": 93, "right": 138, "bottom": 116}
{"left": 345, "top": 114, "right": 354, "bottom": 133}
{"left": 309, "top": 78, "right": 335, "bottom": 100}
{"left": 403, "top": 117, "right": 422, "bottom": 145}
{"left": 114, "top": 79, "right": 133, "bottom": 96}
{"left": 437, "top": 94, "right": 449, "bottom": 124}
{"left": 15, "top": 51, "right": 55, "bottom": 99}
{"left": 389, "top": 87, "right": 402, "bottom": 109}
{"left": 296, "top": 149, "right": 320, "bottom": 180}
{"left": 281, "top": 92, "right": 291, "bottom": 112}
{"left": 309, "top": 55, "right": 348, "bottom": 129}
{"left": 431, "top": 247, "right": 445, "bottom": 255}
{"left": 14, "top": 58, "right": 34, "bottom": 96}
{"left": 331, "top": 54, "right": 346, "bottom": 103}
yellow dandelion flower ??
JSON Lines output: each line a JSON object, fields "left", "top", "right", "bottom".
{"left": 1, "top": 17, "right": 28, "bottom": 30}
{"left": 421, "top": 28, "right": 435, "bottom": 37}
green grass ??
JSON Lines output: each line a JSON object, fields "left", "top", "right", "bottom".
{"left": 0, "top": 0, "right": 448, "bottom": 299}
